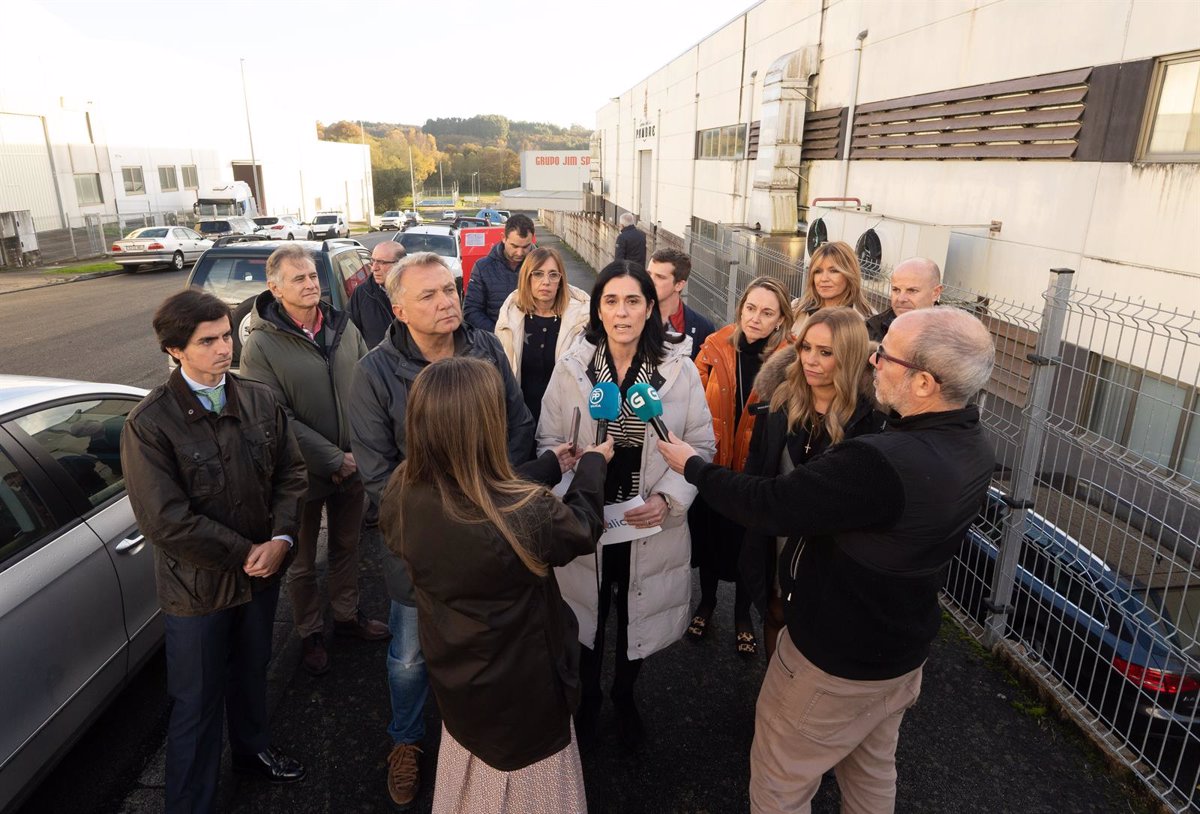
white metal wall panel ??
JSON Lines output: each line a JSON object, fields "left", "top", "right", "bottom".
{"left": 0, "top": 113, "right": 59, "bottom": 229}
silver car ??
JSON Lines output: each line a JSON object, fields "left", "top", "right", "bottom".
{"left": 109, "top": 226, "right": 212, "bottom": 272}
{"left": 0, "top": 375, "right": 160, "bottom": 812}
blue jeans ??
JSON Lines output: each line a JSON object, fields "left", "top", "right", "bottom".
{"left": 387, "top": 600, "right": 428, "bottom": 744}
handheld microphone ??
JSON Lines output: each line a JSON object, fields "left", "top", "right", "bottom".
{"left": 626, "top": 382, "right": 669, "bottom": 442}
{"left": 588, "top": 382, "right": 622, "bottom": 443}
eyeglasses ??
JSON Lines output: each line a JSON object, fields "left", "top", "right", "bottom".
{"left": 530, "top": 271, "right": 562, "bottom": 282}
{"left": 370, "top": 258, "right": 400, "bottom": 267}
{"left": 871, "top": 344, "right": 942, "bottom": 384}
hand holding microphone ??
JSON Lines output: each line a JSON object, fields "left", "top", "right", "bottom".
{"left": 588, "top": 382, "right": 622, "bottom": 443}
{"left": 626, "top": 382, "right": 669, "bottom": 441}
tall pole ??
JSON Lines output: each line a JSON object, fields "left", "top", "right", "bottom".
{"left": 239, "top": 58, "right": 262, "bottom": 214}
{"left": 408, "top": 145, "right": 417, "bottom": 212}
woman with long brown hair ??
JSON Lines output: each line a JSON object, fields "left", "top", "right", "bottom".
{"left": 379, "top": 356, "right": 612, "bottom": 814}
{"left": 742, "top": 307, "right": 883, "bottom": 659}
{"left": 687, "top": 277, "right": 794, "bottom": 658}
{"left": 791, "top": 241, "right": 874, "bottom": 325}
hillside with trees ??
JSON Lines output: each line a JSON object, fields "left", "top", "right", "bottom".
{"left": 317, "top": 115, "right": 591, "bottom": 210}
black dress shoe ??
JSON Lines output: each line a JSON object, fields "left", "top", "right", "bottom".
{"left": 232, "top": 746, "right": 306, "bottom": 783}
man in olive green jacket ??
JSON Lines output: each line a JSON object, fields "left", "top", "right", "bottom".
{"left": 240, "top": 244, "right": 388, "bottom": 677}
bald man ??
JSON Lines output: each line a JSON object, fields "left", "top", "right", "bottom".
{"left": 348, "top": 241, "right": 406, "bottom": 348}
{"left": 866, "top": 257, "right": 944, "bottom": 342}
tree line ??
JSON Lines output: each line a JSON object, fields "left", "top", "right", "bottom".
{"left": 317, "top": 115, "right": 591, "bottom": 210}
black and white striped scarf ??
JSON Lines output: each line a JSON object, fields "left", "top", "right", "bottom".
{"left": 591, "top": 341, "right": 655, "bottom": 502}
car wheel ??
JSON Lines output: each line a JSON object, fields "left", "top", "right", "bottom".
{"left": 231, "top": 296, "right": 257, "bottom": 362}
{"left": 307, "top": 231, "right": 315, "bottom": 240}
{"left": 126, "top": 264, "right": 142, "bottom": 273}
{"left": 171, "top": 251, "right": 185, "bottom": 271}
{"left": 286, "top": 233, "right": 294, "bottom": 240}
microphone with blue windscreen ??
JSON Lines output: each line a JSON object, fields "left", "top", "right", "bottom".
{"left": 626, "top": 382, "right": 669, "bottom": 441}
{"left": 588, "top": 382, "right": 622, "bottom": 443}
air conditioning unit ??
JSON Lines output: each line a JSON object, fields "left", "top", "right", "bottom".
{"left": 808, "top": 207, "right": 950, "bottom": 280}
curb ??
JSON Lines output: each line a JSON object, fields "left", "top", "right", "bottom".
{"left": 0, "top": 268, "right": 129, "bottom": 296}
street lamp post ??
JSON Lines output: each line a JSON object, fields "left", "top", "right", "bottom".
{"left": 239, "top": 58, "right": 262, "bottom": 214}
{"left": 471, "top": 171, "right": 478, "bottom": 201}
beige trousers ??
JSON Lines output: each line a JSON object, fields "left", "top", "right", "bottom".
{"left": 287, "top": 478, "right": 365, "bottom": 637}
{"left": 749, "top": 629, "right": 923, "bottom": 814}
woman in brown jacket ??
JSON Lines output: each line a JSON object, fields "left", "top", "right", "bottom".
{"left": 379, "top": 356, "right": 612, "bottom": 814}
{"left": 688, "top": 277, "right": 793, "bottom": 657}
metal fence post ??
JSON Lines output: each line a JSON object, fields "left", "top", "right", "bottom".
{"left": 725, "top": 258, "right": 740, "bottom": 326}
{"left": 982, "top": 267, "right": 1075, "bottom": 647}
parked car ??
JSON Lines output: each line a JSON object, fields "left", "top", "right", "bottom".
{"left": 441, "top": 210, "right": 457, "bottom": 222}
{"left": 252, "top": 215, "right": 311, "bottom": 240}
{"left": 947, "top": 487, "right": 1200, "bottom": 747}
{"left": 194, "top": 217, "right": 261, "bottom": 241}
{"left": 393, "top": 225, "right": 463, "bottom": 292}
{"left": 452, "top": 216, "right": 489, "bottom": 230}
{"left": 109, "top": 226, "right": 211, "bottom": 272}
{"left": 496, "top": 210, "right": 512, "bottom": 221}
{"left": 378, "top": 211, "right": 405, "bottom": 231}
{"left": 402, "top": 210, "right": 423, "bottom": 228}
{"left": 0, "top": 374, "right": 160, "bottom": 813}
{"left": 310, "top": 212, "right": 349, "bottom": 239}
{"left": 476, "top": 208, "right": 507, "bottom": 225}
{"left": 184, "top": 238, "right": 369, "bottom": 371}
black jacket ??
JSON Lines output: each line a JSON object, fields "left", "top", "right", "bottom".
{"left": 346, "top": 275, "right": 394, "bottom": 349}
{"left": 121, "top": 370, "right": 307, "bottom": 616}
{"left": 865, "top": 307, "right": 896, "bottom": 342}
{"left": 614, "top": 225, "right": 647, "bottom": 268}
{"left": 686, "top": 405, "right": 994, "bottom": 680}
{"left": 670, "top": 303, "right": 715, "bottom": 361}
{"left": 383, "top": 451, "right": 606, "bottom": 771}
{"left": 349, "top": 319, "right": 545, "bottom": 603}
{"left": 462, "top": 242, "right": 518, "bottom": 332}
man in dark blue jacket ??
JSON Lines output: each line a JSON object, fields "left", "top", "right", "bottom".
{"left": 658, "top": 306, "right": 997, "bottom": 814}
{"left": 462, "top": 214, "right": 535, "bottom": 331}
{"left": 348, "top": 241, "right": 405, "bottom": 348}
{"left": 647, "top": 247, "right": 715, "bottom": 360}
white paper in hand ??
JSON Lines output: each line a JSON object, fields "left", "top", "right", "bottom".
{"left": 600, "top": 496, "right": 661, "bottom": 545}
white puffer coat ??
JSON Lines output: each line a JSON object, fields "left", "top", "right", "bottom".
{"left": 537, "top": 337, "right": 716, "bottom": 660}
{"left": 495, "top": 285, "right": 591, "bottom": 381}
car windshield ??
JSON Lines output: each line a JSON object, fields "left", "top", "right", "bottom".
{"left": 383, "top": 211, "right": 400, "bottom": 218}
{"left": 126, "top": 228, "right": 170, "bottom": 238}
{"left": 190, "top": 256, "right": 269, "bottom": 303}
{"left": 399, "top": 234, "right": 456, "bottom": 257}
{"left": 253, "top": 217, "right": 278, "bottom": 226}
{"left": 197, "top": 221, "right": 232, "bottom": 234}
{"left": 314, "top": 215, "right": 338, "bottom": 224}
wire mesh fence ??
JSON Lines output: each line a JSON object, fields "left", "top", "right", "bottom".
{"left": 541, "top": 209, "right": 1200, "bottom": 812}
{"left": 2, "top": 209, "right": 211, "bottom": 268}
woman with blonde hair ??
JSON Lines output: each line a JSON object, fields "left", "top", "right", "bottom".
{"left": 380, "top": 356, "right": 612, "bottom": 814}
{"left": 741, "top": 307, "right": 883, "bottom": 659}
{"left": 495, "top": 246, "right": 590, "bottom": 424}
{"left": 687, "top": 276, "right": 794, "bottom": 658}
{"left": 791, "top": 241, "right": 874, "bottom": 325}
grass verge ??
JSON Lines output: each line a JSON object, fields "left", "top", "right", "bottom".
{"left": 42, "top": 262, "right": 122, "bottom": 275}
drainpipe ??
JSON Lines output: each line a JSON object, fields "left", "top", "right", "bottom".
{"left": 841, "top": 29, "right": 868, "bottom": 198}
{"left": 741, "top": 70, "right": 758, "bottom": 227}
{"left": 653, "top": 107, "right": 662, "bottom": 225}
{"left": 688, "top": 91, "right": 700, "bottom": 247}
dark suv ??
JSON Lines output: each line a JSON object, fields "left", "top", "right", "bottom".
{"left": 184, "top": 238, "right": 369, "bottom": 370}
{"left": 946, "top": 487, "right": 1200, "bottom": 753}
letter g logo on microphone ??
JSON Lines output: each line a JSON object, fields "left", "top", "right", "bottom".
{"left": 629, "top": 392, "right": 645, "bottom": 409}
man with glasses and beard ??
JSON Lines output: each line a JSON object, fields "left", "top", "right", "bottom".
{"left": 657, "top": 306, "right": 996, "bottom": 814}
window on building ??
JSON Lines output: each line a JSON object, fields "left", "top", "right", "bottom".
{"left": 73, "top": 173, "right": 102, "bottom": 205}
{"left": 181, "top": 164, "right": 199, "bottom": 189}
{"left": 1141, "top": 51, "right": 1200, "bottom": 161}
{"left": 122, "top": 166, "right": 145, "bottom": 195}
{"left": 1082, "top": 356, "right": 1199, "bottom": 484}
{"left": 695, "top": 124, "right": 749, "bottom": 160}
{"left": 158, "top": 166, "right": 178, "bottom": 192}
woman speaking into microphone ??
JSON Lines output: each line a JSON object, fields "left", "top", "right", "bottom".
{"left": 537, "top": 260, "right": 715, "bottom": 750}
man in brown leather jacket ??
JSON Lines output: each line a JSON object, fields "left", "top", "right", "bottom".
{"left": 121, "top": 290, "right": 308, "bottom": 814}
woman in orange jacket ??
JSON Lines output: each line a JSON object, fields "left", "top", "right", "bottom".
{"left": 687, "top": 276, "right": 793, "bottom": 657}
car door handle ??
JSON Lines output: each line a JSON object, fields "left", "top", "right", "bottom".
{"left": 115, "top": 533, "right": 145, "bottom": 554}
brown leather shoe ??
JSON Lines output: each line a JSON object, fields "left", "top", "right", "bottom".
{"left": 335, "top": 610, "right": 389, "bottom": 641}
{"left": 386, "top": 742, "right": 422, "bottom": 806}
{"left": 301, "top": 633, "right": 330, "bottom": 676}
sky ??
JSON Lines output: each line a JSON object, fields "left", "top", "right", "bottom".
{"left": 10, "top": 0, "right": 758, "bottom": 137}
